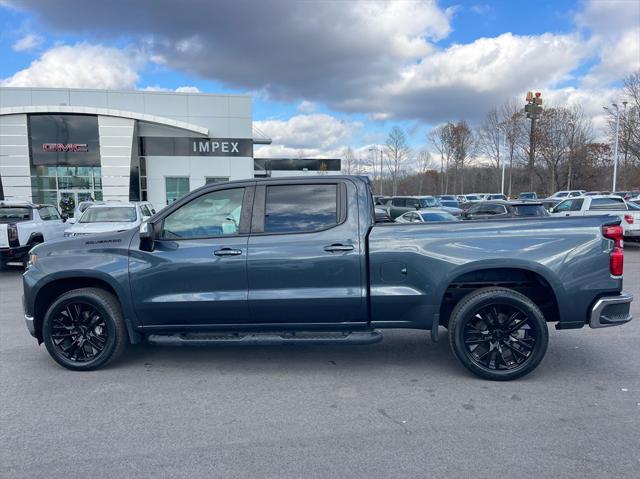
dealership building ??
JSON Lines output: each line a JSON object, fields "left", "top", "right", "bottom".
{"left": 0, "top": 87, "right": 340, "bottom": 211}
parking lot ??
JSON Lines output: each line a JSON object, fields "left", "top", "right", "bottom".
{"left": 0, "top": 246, "right": 638, "bottom": 478}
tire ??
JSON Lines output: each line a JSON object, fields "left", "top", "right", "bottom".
{"left": 42, "top": 288, "right": 128, "bottom": 371}
{"left": 448, "top": 287, "right": 549, "bottom": 381}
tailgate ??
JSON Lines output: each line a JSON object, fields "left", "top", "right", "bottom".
{"left": 0, "top": 224, "right": 8, "bottom": 248}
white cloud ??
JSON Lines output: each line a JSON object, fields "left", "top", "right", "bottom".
{"left": 576, "top": 0, "right": 640, "bottom": 86}
{"left": 297, "top": 100, "right": 315, "bottom": 113}
{"left": 12, "top": 33, "right": 42, "bottom": 51}
{"left": 254, "top": 114, "right": 362, "bottom": 157}
{"left": 1, "top": 43, "right": 140, "bottom": 89}
{"left": 175, "top": 86, "right": 200, "bottom": 93}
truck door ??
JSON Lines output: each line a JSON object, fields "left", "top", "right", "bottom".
{"left": 129, "top": 185, "right": 252, "bottom": 327}
{"left": 246, "top": 180, "right": 366, "bottom": 325}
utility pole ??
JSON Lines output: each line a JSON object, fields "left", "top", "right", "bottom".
{"left": 524, "top": 91, "right": 543, "bottom": 192}
{"left": 501, "top": 130, "right": 506, "bottom": 196}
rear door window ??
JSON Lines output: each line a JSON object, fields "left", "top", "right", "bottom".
{"left": 264, "top": 184, "right": 338, "bottom": 234}
{"left": 589, "top": 198, "right": 626, "bottom": 211}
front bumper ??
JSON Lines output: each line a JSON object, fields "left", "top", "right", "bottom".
{"left": 589, "top": 290, "right": 633, "bottom": 328}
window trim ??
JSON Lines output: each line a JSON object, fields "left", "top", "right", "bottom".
{"left": 251, "top": 181, "right": 346, "bottom": 236}
{"left": 156, "top": 186, "right": 253, "bottom": 241}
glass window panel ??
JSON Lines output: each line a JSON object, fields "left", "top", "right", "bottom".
{"left": 165, "top": 177, "right": 190, "bottom": 205}
{"left": 264, "top": 184, "right": 338, "bottom": 233}
{"left": 161, "top": 188, "right": 245, "bottom": 239}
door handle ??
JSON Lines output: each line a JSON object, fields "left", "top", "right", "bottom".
{"left": 214, "top": 248, "right": 242, "bottom": 257}
{"left": 323, "top": 244, "right": 354, "bottom": 252}
{"left": 565, "top": 213, "right": 570, "bottom": 217}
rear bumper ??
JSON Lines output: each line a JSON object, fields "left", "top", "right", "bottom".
{"left": 589, "top": 290, "right": 633, "bottom": 328}
{"left": 0, "top": 245, "right": 30, "bottom": 261}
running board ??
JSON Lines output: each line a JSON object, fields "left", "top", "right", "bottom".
{"left": 147, "top": 330, "right": 383, "bottom": 347}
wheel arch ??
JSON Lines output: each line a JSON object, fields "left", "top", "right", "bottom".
{"left": 438, "top": 263, "right": 563, "bottom": 327}
{"left": 32, "top": 273, "right": 140, "bottom": 344}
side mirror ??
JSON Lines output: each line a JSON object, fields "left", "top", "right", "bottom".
{"left": 139, "top": 221, "right": 155, "bottom": 240}
{"left": 142, "top": 215, "right": 151, "bottom": 221}
{"left": 139, "top": 220, "right": 159, "bottom": 251}
{"left": 414, "top": 203, "right": 421, "bottom": 210}
{"left": 67, "top": 217, "right": 77, "bottom": 224}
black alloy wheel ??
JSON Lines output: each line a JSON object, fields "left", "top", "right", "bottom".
{"left": 448, "top": 287, "right": 549, "bottom": 381}
{"left": 50, "top": 302, "right": 108, "bottom": 362}
{"left": 43, "top": 288, "right": 127, "bottom": 370}
{"left": 462, "top": 303, "right": 536, "bottom": 371}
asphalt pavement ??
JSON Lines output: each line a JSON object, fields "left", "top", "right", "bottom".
{"left": 1, "top": 246, "right": 639, "bottom": 478}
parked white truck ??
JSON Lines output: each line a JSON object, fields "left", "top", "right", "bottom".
{"left": 0, "top": 201, "right": 66, "bottom": 267}
{"left": 551, "top": 195, "right": 640, "bottom": 240}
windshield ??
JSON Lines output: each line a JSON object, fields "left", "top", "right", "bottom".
{"left": 419, "top": 197, "right": 437, "bottom": 207}
{"left": 0, "top": 207, "right": 32, "bottom": 222}
{"left": 514, "top": 205, "right": 548, "bottom": 217}
{"left": 79, "top": 207, "right": 137, "bottom": 223}
{"left": 519, "top": 193, "right": 535, "bottom": 199}
{"left": 441, "top": 201, "right": 458, "bottom": 208}
{"left": 555, "top": 192, "right": 568, "bottom": 198}
{"left": 466, "top": 195, "right": 481, "bottom": 201}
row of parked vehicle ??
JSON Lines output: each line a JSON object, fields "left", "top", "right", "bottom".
{"left": 0, "top": 200, "right": 155, "bottom": 267}
{"left": 374, "top": 191, "right": 640, "bottom": 241}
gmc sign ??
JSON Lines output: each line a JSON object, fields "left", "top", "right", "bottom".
{"left": 42, "top": 143, "right": 89, "bottom": 152}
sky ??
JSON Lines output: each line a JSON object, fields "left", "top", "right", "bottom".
{"left": 0, "top": 0, "right": 638, "bottom": 160}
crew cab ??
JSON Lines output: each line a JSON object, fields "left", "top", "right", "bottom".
{"left": 22, "top": 176, "right": 633, "bottom": 380}
{"left": 551, "top": 195, "right": 640, "bottom": 240}
{"left": 0, "top": 201, "right": 66, "bottom": 267}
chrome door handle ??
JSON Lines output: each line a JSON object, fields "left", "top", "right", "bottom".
{"left": 323, "top": 244, "right": 354, "bottom": 252}
{"left": 214, "top": 248, "right": 242, "bottom": 256}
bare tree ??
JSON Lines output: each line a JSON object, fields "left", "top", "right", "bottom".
{"left": 477, "top": 108, "right": 503, "bottom": 190}
{"left": 385, "top": 126, "right": 410, "bottom": 195}
{"left": 416, "top": 149, "right": 435, "bottom": 194}
{"left": 500, "top": 99, "right": 527, "bottom": 197}
{"left": 428, "top": 123, "right": 454, "bottom": 194}
{"left": 449, "top": 121, "right": 475, "bottom": 194}
{"left": 342, "top": 147, "right": 356, "bottom": 175}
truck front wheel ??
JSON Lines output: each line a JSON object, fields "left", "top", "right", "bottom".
{"left": 448, "top": 287, "right": 549, "bottom": 381}
{"left": 42, "top": 288, "right": 128, "bottom": 371}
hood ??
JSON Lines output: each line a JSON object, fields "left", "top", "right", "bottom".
{"left": 65, "top": 221, "right": 139, "bottom": 235}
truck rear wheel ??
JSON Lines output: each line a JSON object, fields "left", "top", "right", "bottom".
{"left": 448, "top": 287, "right": 548, "bottom": 381}
{"left": 42, "top": 288, "right": 128, "bottom": 371}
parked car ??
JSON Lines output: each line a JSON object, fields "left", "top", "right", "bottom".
{"left": 612, "top": 190, "right": 640, "bottom": 200}
{"left": 550, "top": 195, "right": 640, "bottom": 240}
{"left": 395, "top": 209, "right": 458, "bottom": 223}
{"left": 434, "top": 199, "right": 462, "bottom": 216}
{"left": 485, "top": 194, "right": 508, "bottom": 201}
{"left": 374, "top": 207, "right": 391, "bottom": 223}
{"left": 384, "top": 195, "right": 439, "bottom": 219}
{"left": 547, "top": 190, "right": 585, "bottom": 199}
{"left": 0, "top": 201, "right": 66, "bottom": 267}
{"left": 518, "top": 192, "right": 538, "bottom": 200}
{"left": 22, "top": 176, "right": 633, "bottom": 380}
{"left": 463, "top": 201, "right": 549, "bottom": 220}
{"left": 72, "top": 200, "right": 105, "bottom": 220}
{"left": 64, "top": 202, "right": 153, "bottom": 237}
{"left": 437, "top": 195, "right": 457, "bottom": 201}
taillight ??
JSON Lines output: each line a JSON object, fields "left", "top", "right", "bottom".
{"left": 624, "top": 214, "right": 634, "bottom": 224}
{"left": 7, "top": 224, "right": 18, "bottom": 243}
{"left": 602, "top": 225, "right": 624, "bottom": 276}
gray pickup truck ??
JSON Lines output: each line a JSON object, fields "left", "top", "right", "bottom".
{"left": 22, "top": 176, "right": 633, "bottom": 380}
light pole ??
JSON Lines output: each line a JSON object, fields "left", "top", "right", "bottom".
{"left": 612, "top": 103, "right": 620, "bottom": 192}
{"left": 500, "top": 130, "right": 506, "bottom": 195}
